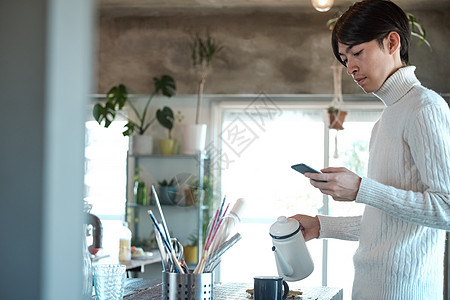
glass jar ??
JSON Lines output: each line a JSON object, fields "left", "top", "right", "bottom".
{"left": 119, "top": 222, "right": 132, "bottom": 262}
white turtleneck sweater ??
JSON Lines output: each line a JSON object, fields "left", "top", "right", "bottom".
{"left": 318, "top": 66, "right": 450, "bottom": 299}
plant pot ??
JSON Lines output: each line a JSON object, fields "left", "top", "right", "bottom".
{"left": 184, "top": 188, "right": 199, "bottom": 207}
{"left": 160, "top": 139, "right": 177, "bottom": 155}
{"left": 183, "top": 245, "right": 198, "bottom": 264}
{"left": 328, "top": 110, "right": 347, "bottom": 130}
{"left": 182, "top": 124, "right": 207, "bottom": 155}
{"left": 130, "top": 135, "right": 153, "bottom": 155}
{"left": 158, "top": 186, "right": 178, "bottom": 205}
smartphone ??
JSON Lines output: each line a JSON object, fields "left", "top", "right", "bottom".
{"left": 291, "top": 163, "right": 327, "bottom": 182}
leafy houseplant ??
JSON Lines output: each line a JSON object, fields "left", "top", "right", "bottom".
{"left": 190, "top": 33, "right": 223, "bottom": 125}
{"left": 158, "top": 178, "right": 177, "bottom": 205}
{"left": 156, "top": 106, "right": 176, "bottom": 155}
{"left": 93, "top": 75, "right": 176, "bottom": 136}
{"left": 183, "top": 232, "right": 199, "bottom": 263}
{"left": 158, "top": 179, "right": 176, "bottom": 187}
{"left": 93, "top": 75, "right": 176, "bottom": 155}
{"left": 327, "top": 106, "right": 347, "bottom": 130}
{"left": 181, "top": 33, "right": 223, "bottom": 155}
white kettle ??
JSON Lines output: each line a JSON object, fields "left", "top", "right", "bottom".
{"left": 269, "top": 216, "right": 314, "bottom": 282}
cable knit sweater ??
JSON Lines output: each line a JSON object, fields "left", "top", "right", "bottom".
{"left": 318, "top": 66, "right": 450, "bottom": 299}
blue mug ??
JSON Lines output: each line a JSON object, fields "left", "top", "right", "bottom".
{"left": 254, "top": 276, "right": 289, "bottom": 300}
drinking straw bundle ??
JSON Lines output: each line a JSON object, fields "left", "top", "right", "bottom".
{"left": 146, "top": 185, "right": 245, "bottom": 274}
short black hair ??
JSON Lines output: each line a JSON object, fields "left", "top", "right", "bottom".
{"left": 331, "top": 0, "right": 411, "bottom": 66}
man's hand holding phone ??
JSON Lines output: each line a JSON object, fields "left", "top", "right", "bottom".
{"left": 291, "top": 164, "right": 362, "bottom": 201}
{"left": 291, "top": 163, "right": 327, "bottom": 182}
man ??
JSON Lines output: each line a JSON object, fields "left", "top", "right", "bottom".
{"left": 291, "top": 0, "right": 450, "bottom": 299}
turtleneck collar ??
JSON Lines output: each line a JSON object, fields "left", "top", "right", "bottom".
{"left": 373, "top": 66, "right": 420, "bottom": 107}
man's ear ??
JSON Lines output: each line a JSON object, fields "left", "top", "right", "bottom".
{"left": 386, "top": 31, "right": 401, "bottom": 55}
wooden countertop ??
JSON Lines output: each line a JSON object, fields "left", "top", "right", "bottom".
{"left": 123, "top": 278, "right": 343, "bottom": 299}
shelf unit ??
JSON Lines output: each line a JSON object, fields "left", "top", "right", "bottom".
{"left": 125, "top": 153, "right": 209, "bottom": 259}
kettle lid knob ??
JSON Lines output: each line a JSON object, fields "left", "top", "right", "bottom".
{"left": 277, "top": 216, "right": 288, "bottom": 223}
{"left": 270, "top": 216, "right": 300, "bottom": 239}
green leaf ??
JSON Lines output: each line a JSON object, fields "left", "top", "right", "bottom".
{"left": 92, "top": 77, "right": 177, "bottom": 136}
{"left": 154, "top": 75, "right": 176, "bottom": 98}
{"left": 106, "top": 84, "right": 128, "bottom": 109}
{"left": 93, "top": 102, "right": 115, "bottom": 128}
{"left": 406, "top": 12, "right": 431, "bottom": 50}
{"left": 123, "top": 121, "right": 137, "bottom": 136}
{"left": 156, "top": 106, "right": 174, "bottom": 131}
{"left": 92, "top": 103, "right": 103, "bottom": 123}
{"left": 190, "top": 33, "right": 223, "bottom": 67}
{"left": 326, "top": 17, "right": 338, "bottom": 30}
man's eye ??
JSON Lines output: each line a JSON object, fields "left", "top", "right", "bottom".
{"left": 354, "top": 50, "right": 362, "bottom": 56}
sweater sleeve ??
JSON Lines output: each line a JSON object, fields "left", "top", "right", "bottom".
{"left": 317, "top": 215, "right": 361, "bottom": 241}
{"left": 356, "top": 103, "right": 450, "bottom": 231}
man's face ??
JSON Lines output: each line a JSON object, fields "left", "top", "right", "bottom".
{"left": 338, "top": 38, "right": 395, "bottom": 93}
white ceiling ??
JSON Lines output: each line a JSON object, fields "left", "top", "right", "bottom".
{"left": 99, "top": 0, "right": 450, "bottom": 16}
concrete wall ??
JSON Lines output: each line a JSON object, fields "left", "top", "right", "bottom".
{"left": 97, "top": 8, "right": 450, "bottom": 96}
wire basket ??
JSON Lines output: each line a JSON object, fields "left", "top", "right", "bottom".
{"left": 162, "top": 271, "right": 213, "bottom": 300}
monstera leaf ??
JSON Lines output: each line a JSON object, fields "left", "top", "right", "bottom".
{"left": 156, "top": 106, "right": 174, "bottom": 139}
{"left": 106, "top": 84, "right": 128, "bottom": 109}
{"left": 154, "top": 75, "right": 176, "bottom": 98}
{"left": 93, "top": 99, "right": 118, "bottom": 128}
{"left": 92, "top": 76, "right": 176, "bottom": 136}
{"left": 93, "top": 84, "right": 128, "bottom": 129}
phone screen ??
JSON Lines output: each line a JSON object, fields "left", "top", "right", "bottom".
{"left": 291, "top": 163, "right": 327, "bottom": 182}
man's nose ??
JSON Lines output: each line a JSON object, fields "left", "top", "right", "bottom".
{"left": 346, "top": 59, "right": 358, "bottom": 75}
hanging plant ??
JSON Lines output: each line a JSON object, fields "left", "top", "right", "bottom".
{"left": 327, "top": 106, "right": 347, "bottom": 130}
{"left": 327, "top": 64, "right": 347, "bottom": 131}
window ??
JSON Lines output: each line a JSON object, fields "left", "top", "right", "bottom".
{"left": 213, "top": 97, "right": 382, "bottom": 299}
{"left": 84, "top": 120, "right": 129, "bottom": 258}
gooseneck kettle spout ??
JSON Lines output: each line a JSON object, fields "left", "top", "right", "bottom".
{"left": 272, "top": 246, "right": 294, "bottom": 276}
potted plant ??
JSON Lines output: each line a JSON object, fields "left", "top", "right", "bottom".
{"left": 156, "top": 106, "right": 177, "bottom": 155}
{"left": 158, "top": 178, "right": 177, "bottom": 205}
{"left": 92, "top": 75, "right": 176, "bottom": 155}
{"left": 327, "top": 106, "right": 347, "bottom": 130}
{"left": 183, "top": 233, "right": 199, "bottom": 264}
{"left": 182, "top": 33, "right": 223, "bottom": 155}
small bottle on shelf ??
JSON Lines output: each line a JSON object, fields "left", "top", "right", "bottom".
{"left": 135, "top": 180, "right": 147, "bottom": 205}
{"left": 119, "top": 222, "right": 132, "bottom": 262}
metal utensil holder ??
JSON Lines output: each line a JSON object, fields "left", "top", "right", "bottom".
{"left": 162, "top": 271, "right": 213, "bottom": 300}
